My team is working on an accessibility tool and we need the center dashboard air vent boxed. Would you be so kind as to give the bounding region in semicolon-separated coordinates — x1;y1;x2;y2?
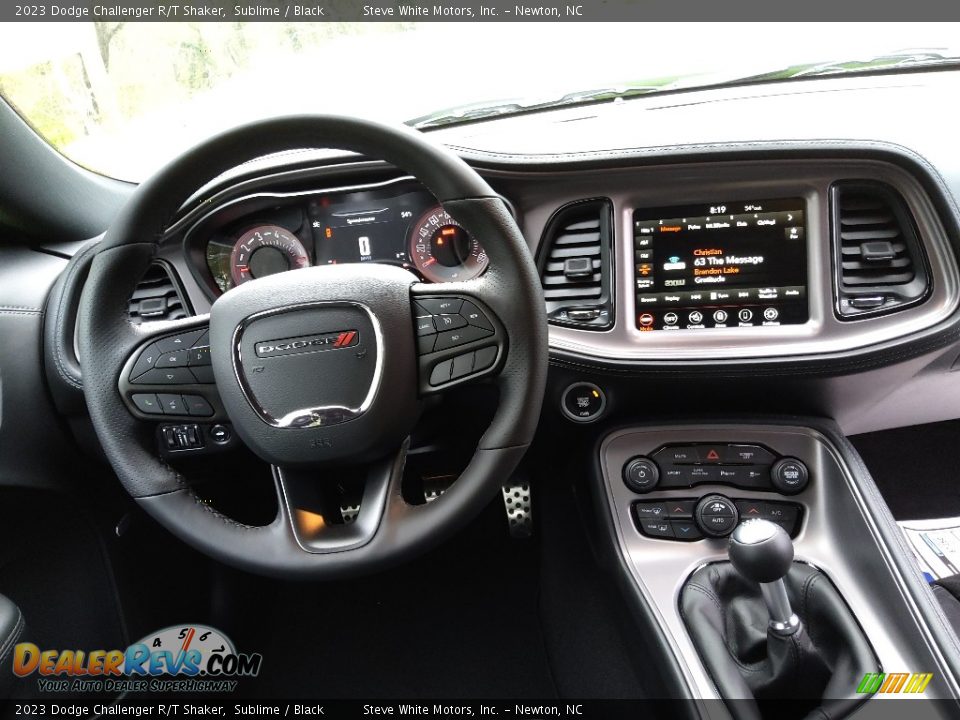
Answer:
537;198;614;329
129;262;191;324
831;181;930;318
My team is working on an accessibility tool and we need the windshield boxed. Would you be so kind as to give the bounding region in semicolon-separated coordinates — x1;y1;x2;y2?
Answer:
2;22;959;181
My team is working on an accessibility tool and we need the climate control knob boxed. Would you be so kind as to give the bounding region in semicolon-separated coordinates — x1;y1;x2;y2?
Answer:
695;494;740;538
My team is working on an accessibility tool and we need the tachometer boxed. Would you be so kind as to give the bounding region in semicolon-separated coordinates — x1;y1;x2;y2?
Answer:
230;225;310;286
408;206;488;283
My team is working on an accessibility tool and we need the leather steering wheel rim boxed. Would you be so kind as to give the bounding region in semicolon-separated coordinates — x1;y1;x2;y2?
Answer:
77;115;548;579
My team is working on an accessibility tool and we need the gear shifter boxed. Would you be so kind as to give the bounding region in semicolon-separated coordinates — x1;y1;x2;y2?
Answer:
728;519;801;636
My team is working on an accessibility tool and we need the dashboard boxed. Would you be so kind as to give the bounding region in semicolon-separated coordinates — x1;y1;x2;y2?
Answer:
192;179;489;296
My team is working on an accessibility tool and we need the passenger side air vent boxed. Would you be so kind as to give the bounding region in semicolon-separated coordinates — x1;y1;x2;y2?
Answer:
128;262;190;324
832;182;930;318
537;198;614;329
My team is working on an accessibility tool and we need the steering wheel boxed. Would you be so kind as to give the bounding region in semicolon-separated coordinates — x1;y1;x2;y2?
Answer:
77;116;548;579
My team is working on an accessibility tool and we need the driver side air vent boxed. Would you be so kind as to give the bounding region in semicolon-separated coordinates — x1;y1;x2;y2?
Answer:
537;198;614;329
128;262;191;324
831;182;930;318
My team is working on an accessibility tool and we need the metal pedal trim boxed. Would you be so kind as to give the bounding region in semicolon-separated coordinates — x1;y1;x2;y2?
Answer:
502;480;532;538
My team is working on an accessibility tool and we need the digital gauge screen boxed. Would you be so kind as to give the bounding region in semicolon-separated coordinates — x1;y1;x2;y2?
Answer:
633;198;808;331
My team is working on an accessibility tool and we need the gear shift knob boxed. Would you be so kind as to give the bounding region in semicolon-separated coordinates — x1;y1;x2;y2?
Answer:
729;519;801;636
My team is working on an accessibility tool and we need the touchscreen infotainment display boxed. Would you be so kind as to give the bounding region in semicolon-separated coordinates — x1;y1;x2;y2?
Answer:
633;198;808;330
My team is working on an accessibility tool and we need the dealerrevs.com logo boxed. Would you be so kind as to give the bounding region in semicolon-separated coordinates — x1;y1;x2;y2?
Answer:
12;624;262;694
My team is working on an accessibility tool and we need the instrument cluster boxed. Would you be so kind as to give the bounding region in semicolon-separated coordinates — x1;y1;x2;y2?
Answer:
201;181;490;295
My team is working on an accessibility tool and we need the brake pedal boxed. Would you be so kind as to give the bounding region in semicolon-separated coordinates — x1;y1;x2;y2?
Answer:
502;479;532;538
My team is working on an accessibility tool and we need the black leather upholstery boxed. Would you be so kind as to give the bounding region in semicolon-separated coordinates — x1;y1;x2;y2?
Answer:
680;562;878;720
0;593;26;698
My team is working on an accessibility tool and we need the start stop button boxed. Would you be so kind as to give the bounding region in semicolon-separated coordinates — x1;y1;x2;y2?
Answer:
561;382;607;423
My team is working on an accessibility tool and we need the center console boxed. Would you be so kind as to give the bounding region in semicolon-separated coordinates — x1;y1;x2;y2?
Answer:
596;422;960;717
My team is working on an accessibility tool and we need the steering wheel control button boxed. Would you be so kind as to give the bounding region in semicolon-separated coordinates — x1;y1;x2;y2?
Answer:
416;298;462;316
183;395;214;417
433;314;467;332
414;316;436;336
189;366;216;384
473;346;498;372
561;382;607;423
622;457;660;493
417;334;436;354
460;301;494;330
130;344;162;379
695;494;740;538
771;458;810;494
157;329;206;353
134;367;195;385
434;324;492;351
188;346;212;366
156;349;189;368
157;393;186;415
131;393;163;415
429;359;454;386
450;353;474;380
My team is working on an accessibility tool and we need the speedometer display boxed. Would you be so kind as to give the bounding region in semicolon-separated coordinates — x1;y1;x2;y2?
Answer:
408;206;488;283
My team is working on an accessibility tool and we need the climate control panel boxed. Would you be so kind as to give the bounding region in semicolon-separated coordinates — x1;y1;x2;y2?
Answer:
633;494;803;541
622;443;810;495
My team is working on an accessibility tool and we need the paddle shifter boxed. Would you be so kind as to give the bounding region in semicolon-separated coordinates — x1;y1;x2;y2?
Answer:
728;519;801;636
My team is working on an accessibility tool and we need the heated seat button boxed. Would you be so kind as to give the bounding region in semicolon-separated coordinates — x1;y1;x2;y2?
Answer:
131;393;163;415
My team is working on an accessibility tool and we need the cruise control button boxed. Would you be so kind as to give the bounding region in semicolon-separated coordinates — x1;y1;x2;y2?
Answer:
157;394;186;415
638;518;674;539
459;301;493;330
414;316;436;336
156;349;189;368
433;314;467;332
130;343;162;379
183;395;214;417
416;298;462;316
131;393;163;415
434;324;492;351
429;359;453;386
157;329;206;353
135;367;195;385
192;330;209;348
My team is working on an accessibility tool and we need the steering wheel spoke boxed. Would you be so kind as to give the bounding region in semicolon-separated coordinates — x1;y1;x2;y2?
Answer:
272;446;403;555
410;282;507;395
